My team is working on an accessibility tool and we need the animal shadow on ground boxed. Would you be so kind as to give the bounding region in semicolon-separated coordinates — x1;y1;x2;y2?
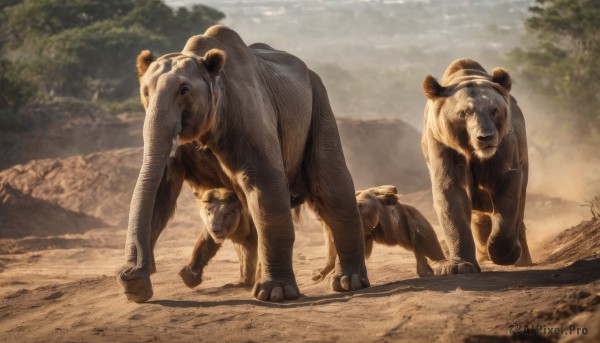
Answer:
149;258;600;309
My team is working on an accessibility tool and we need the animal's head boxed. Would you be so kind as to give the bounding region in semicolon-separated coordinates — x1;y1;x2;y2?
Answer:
194;188;242;242
423;63;512;160
136;49;226;149
355;185;399;235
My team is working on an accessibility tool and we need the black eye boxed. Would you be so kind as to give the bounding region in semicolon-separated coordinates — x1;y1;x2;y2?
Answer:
458;110;467;118
180;84;190;96
491;108;499;116
143;88;149;98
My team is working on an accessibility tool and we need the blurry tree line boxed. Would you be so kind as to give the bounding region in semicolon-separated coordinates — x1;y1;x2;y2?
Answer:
509;0;600;136
0;0;599;138
0;0;223;128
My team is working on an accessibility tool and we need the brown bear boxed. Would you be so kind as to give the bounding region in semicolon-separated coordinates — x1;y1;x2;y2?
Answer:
421;58;532;275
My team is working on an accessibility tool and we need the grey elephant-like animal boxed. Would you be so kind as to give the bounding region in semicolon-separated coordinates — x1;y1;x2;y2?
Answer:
116;25;369;303
421;58;533;275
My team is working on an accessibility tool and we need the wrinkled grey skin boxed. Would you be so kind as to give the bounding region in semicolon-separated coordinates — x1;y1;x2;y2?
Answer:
116;25;368;303
179;188;258;289
421;58;533;275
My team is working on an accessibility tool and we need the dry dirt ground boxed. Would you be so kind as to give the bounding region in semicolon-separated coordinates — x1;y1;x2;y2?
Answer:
0;216;598;343
0;102;599;342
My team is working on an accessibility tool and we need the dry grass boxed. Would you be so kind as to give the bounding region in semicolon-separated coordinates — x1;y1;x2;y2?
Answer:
584;195;600;220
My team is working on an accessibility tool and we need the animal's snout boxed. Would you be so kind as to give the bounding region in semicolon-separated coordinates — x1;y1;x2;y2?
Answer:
477;132;495;143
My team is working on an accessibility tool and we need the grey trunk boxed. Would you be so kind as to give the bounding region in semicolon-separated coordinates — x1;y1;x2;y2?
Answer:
125;111;174;272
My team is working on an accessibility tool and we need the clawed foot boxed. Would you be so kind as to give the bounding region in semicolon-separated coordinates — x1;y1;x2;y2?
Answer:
330;262;370;292
179;266;203;289
253;277;299;302
116;264;153;303
430;258;480;275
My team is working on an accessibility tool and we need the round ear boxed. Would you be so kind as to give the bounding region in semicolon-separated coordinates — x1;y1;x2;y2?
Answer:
377;193;398;206
423;75;446;99
491;67;512;92
202;49;226;77
136;50;155;81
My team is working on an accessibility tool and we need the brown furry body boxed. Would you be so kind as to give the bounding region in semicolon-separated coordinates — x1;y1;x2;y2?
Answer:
117;26;368;303
314;185;446;280
421;58;532;275
179;187;258;289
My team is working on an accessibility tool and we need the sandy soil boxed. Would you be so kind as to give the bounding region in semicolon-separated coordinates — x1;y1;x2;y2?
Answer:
1;203;599;342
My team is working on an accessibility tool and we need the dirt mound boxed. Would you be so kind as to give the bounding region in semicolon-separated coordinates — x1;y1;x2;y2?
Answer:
337;118;429;193
1;102;430;193
0;183;106;239
0;111;430;231
0;101;142;170
0;148;142;226
544;220;600;265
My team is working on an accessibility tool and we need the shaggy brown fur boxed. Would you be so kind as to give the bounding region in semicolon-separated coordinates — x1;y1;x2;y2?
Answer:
314;185;446;280
117;26;368;303
421;58;532;275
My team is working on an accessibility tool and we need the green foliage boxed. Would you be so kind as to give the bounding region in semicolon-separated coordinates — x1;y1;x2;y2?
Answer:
30;20;167;99
508;0;600;133
0;57;34;130
1;0;224;102
0;57;33;109
5;0;134;38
